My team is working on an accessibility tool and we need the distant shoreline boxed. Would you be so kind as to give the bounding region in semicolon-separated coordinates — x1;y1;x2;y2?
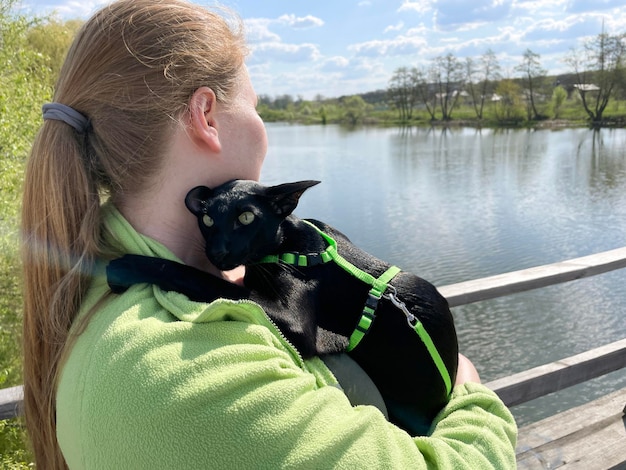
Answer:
263;116;620;130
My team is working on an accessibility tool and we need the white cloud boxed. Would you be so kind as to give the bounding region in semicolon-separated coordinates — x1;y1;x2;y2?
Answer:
245;18;281;43
513;0;567;10
278;14;324;29
320;56;350;72
384;22;405;33
564;0;626;14
30;1;621;99
521;15;595;42
20;0;107;18
399;0;435;14
456;21;490;32
511;0;571;20
405;25;429;36
434;0;511;29
602;9;626;33
250;42;321;64
350;35;429;58
245;13;324;46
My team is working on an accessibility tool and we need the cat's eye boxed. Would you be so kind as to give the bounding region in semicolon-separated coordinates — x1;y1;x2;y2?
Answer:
238;211;255;225
202;214;214;227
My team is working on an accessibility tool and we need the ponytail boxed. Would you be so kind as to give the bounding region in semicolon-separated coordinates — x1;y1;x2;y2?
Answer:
22;119;101;469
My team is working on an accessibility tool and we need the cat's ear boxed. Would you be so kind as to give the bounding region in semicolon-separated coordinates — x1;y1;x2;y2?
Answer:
266;180;320;216
185;186;213;216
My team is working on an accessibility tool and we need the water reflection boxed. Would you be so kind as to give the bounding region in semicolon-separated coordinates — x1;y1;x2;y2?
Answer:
262;123;626;426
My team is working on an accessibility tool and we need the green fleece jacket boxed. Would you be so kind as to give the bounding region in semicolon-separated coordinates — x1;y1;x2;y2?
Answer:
56;203;517;469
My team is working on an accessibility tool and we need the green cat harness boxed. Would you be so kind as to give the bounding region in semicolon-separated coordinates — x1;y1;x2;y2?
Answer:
257;220;452;397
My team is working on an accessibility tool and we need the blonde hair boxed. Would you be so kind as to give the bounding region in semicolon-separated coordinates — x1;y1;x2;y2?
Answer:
21;1;247;467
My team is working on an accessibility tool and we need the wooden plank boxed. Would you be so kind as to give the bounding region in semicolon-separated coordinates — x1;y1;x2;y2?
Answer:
486;338;626;407
438;246;626;307
516;386;626;469
0;385;23;420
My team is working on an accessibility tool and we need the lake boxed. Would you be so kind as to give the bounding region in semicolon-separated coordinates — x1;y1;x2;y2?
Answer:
260;123;626;427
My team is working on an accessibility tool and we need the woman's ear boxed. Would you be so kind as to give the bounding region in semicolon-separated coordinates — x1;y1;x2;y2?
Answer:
188;87;221;153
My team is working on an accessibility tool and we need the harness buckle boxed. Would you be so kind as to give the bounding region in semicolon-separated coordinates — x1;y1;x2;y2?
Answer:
307;253;323;266
384;286;417;328
365;292;381;310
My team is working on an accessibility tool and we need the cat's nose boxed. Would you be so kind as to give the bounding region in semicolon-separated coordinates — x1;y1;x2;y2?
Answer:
208;249;238;271
208;244;229;263
209;249;227;261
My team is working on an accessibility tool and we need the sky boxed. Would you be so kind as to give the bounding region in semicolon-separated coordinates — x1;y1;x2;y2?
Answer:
18;0;626;100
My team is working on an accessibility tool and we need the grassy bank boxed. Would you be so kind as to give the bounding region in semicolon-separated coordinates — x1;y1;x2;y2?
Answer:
258;91;626;129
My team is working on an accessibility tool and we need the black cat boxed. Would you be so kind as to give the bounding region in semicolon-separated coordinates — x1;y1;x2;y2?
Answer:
107;180;458;434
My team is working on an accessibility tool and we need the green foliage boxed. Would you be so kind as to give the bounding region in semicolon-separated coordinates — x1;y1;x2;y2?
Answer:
493;80;525;123
1;1;67;466
259;98;359;125
0;419;31;469
27;18;83;88
0;15;50;161
340;95;370;125
566;32;626;123
550;86;568;119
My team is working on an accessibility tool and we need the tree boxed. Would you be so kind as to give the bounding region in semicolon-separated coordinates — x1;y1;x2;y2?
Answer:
318;105;327;125
515;49;547;120
565;30;626;124
431;53;464;120
412;66;437;120
0;1;53;161
465;49;501;119
493;79;524;122
273;94;295;110
550;86;567;119
27;18;82;87
387;67;415;121
341;95;369;125
1;1;52;466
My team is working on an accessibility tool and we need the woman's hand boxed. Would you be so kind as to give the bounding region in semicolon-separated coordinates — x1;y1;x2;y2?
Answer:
455;353;481;385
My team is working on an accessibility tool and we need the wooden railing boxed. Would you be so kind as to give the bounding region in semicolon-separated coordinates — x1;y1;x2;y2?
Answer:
440;247;626;468
437;246;626;406
2;247;626;420
0;385;21;421
439;246;626;308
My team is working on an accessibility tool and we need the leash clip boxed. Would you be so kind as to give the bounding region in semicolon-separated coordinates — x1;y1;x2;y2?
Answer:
384;283;454;398
384;285;417;329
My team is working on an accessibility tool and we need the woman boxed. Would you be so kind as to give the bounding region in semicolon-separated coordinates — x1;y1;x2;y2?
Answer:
21;1;517;468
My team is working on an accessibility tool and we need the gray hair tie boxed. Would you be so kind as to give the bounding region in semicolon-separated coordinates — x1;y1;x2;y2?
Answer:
42;103;91;133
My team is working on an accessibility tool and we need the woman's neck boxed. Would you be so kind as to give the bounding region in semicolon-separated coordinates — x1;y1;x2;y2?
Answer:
115;183;246;285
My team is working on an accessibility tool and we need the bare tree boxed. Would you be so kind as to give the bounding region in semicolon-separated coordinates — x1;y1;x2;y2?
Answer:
565;30;626;124
431;53;465;120
412;66;437;120
465;49;501;119
387;67;415;121
515;49;547;120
